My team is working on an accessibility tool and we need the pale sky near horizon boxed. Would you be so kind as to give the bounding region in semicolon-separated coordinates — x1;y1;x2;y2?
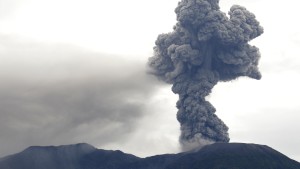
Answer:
1;0;300;162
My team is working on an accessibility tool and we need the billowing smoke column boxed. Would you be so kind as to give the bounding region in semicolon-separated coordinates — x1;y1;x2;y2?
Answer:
148;0;263;150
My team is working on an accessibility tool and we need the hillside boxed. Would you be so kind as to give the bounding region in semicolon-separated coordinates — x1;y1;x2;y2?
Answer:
0;143;299;169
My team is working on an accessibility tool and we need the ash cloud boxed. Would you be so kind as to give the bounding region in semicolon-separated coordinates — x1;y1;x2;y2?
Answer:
148;0;263;150
0;36;160;157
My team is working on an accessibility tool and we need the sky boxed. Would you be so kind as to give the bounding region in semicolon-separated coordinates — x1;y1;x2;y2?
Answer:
0;0;300;162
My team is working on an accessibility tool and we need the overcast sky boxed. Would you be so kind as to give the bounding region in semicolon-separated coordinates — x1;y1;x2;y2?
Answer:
0;0;300;162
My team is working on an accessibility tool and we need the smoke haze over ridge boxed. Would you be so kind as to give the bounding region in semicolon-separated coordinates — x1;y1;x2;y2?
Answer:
0;36;180;157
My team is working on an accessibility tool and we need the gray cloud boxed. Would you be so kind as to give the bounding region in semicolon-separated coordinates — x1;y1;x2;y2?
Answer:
0;35;161;157
148;0;263;151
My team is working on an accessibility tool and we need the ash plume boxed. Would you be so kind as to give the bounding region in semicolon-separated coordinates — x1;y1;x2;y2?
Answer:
148;0;263;151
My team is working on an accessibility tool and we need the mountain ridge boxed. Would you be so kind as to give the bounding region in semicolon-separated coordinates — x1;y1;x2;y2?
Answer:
0;142;299;169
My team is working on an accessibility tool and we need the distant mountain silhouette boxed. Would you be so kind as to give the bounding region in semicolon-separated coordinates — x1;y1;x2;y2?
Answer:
0;143;299;169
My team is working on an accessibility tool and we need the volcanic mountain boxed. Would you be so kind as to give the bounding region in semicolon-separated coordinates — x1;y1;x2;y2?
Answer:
0;143;299;169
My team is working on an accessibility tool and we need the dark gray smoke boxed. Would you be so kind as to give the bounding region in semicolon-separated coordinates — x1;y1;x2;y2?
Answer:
148;0;263;150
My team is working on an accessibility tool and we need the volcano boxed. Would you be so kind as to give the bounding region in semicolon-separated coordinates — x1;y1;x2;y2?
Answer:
0;143;299;169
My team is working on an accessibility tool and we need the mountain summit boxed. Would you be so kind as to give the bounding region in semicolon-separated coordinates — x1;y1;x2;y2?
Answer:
0;143;299;169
